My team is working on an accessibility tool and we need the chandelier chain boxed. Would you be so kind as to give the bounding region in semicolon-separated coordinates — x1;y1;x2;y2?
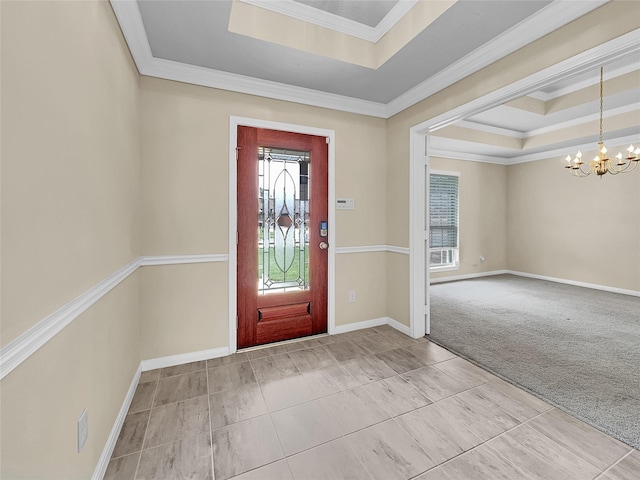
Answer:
599;66;603;144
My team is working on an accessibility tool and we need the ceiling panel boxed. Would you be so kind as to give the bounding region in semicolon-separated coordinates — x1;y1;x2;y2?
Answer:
293;0;399;27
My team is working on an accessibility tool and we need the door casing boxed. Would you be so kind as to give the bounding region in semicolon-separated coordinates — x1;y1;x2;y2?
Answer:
228;116;336;354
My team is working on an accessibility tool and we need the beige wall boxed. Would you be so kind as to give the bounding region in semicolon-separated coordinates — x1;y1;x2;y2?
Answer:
139;76;389;357
507;154;640;291
1;1;141;477
1;0;639;477
430;158;508;280
386;1;639;323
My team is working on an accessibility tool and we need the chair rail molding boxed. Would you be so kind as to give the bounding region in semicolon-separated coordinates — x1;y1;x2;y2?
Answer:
0;254;229;380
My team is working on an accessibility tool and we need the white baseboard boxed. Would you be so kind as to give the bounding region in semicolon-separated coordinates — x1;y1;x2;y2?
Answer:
430;269;640;297
387;317;412;336
506;270;640;297
332;316;414;337
333;317;388;334
140;346;230;371
92;364;142;480
430;270;508;284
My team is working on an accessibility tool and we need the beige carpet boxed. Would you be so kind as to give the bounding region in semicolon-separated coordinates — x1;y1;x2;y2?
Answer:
430;274;640;449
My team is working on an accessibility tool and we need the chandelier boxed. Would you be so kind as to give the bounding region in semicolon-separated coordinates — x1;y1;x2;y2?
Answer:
565;67;639;177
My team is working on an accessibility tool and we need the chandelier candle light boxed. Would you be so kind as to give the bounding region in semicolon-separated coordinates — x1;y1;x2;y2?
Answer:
565;67;639;177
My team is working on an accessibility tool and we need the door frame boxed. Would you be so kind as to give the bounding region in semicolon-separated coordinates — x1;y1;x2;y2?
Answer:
408;31;639;338
229;116;336;354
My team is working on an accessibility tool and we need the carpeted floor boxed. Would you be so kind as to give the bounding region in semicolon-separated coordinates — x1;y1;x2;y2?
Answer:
429;274;640;449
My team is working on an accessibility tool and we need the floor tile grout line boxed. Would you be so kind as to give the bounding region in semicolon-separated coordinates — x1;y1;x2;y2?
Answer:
131;378;159;479
414;407;554;477
594;448;635;479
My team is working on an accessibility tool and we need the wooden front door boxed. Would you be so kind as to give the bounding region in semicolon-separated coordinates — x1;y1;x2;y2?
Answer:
237;126;328;349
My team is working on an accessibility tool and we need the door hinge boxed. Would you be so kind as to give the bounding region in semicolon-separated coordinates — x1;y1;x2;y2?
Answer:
236;147;240;161
236;315;238;329
326;137;330;144
423;155;429;166
236;231;239;245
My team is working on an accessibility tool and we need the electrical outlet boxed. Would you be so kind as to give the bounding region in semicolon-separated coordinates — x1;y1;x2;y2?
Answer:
348;290;356;303
78;409;88;453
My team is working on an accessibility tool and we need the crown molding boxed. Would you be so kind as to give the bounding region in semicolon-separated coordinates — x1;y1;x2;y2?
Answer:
237;0;418;43
384;0;609;117
110;0;617;120
143;56;388;118
525;103;640;138
430;134;640;166
528;61;640;101
508;134;640;165
457;120;525;139
428;149;511;166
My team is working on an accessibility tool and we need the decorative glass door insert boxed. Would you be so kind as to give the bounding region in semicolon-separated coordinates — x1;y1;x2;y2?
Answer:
258;147;310;294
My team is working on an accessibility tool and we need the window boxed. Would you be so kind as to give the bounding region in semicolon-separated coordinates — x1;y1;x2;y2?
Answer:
429;172;459;270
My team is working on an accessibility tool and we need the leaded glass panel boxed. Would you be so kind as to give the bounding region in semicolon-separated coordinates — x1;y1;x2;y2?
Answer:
258;147;310;294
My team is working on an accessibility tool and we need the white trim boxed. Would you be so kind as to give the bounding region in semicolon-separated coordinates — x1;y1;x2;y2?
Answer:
141;254;228;266
430;134;640;166
385;1;609;117
528;61;640;101
109;0;609;119
430;270;509;284
92;364;141;480
411;30;640;354
0;253;231;380
508;134;640;165
142;57;388;119
237;0;418;43
332;317;413;336
0;258;141;380
335;244;409;255
229;116;336;347
506;271;640;298
457;120;525;139
418;30;640;134
525;103;640;138
387;317;413;337
410;132;428;339
428;149;511;166
333;317;388;335
430;269;640;297
140;347;230;371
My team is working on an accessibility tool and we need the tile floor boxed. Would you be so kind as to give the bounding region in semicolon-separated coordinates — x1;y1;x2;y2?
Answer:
104;325;639;480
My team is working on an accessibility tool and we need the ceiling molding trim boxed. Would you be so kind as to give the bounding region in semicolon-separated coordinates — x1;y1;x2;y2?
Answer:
528;61;640;101
237;0;418;43
525;103;640;138
457;120;525;139
143;57;388;118
428;149;511;166
109;0;386;118
421;28;640;133
509;134;640;164
385;0;609;117
374;0;420;42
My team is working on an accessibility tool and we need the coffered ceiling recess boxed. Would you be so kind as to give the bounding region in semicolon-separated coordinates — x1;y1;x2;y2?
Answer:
111;1;640;164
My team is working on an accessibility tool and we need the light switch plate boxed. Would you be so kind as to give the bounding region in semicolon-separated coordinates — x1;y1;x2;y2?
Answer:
336;198;355;210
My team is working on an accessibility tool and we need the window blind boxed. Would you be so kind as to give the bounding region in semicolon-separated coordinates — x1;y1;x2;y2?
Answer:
429;174;458;248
